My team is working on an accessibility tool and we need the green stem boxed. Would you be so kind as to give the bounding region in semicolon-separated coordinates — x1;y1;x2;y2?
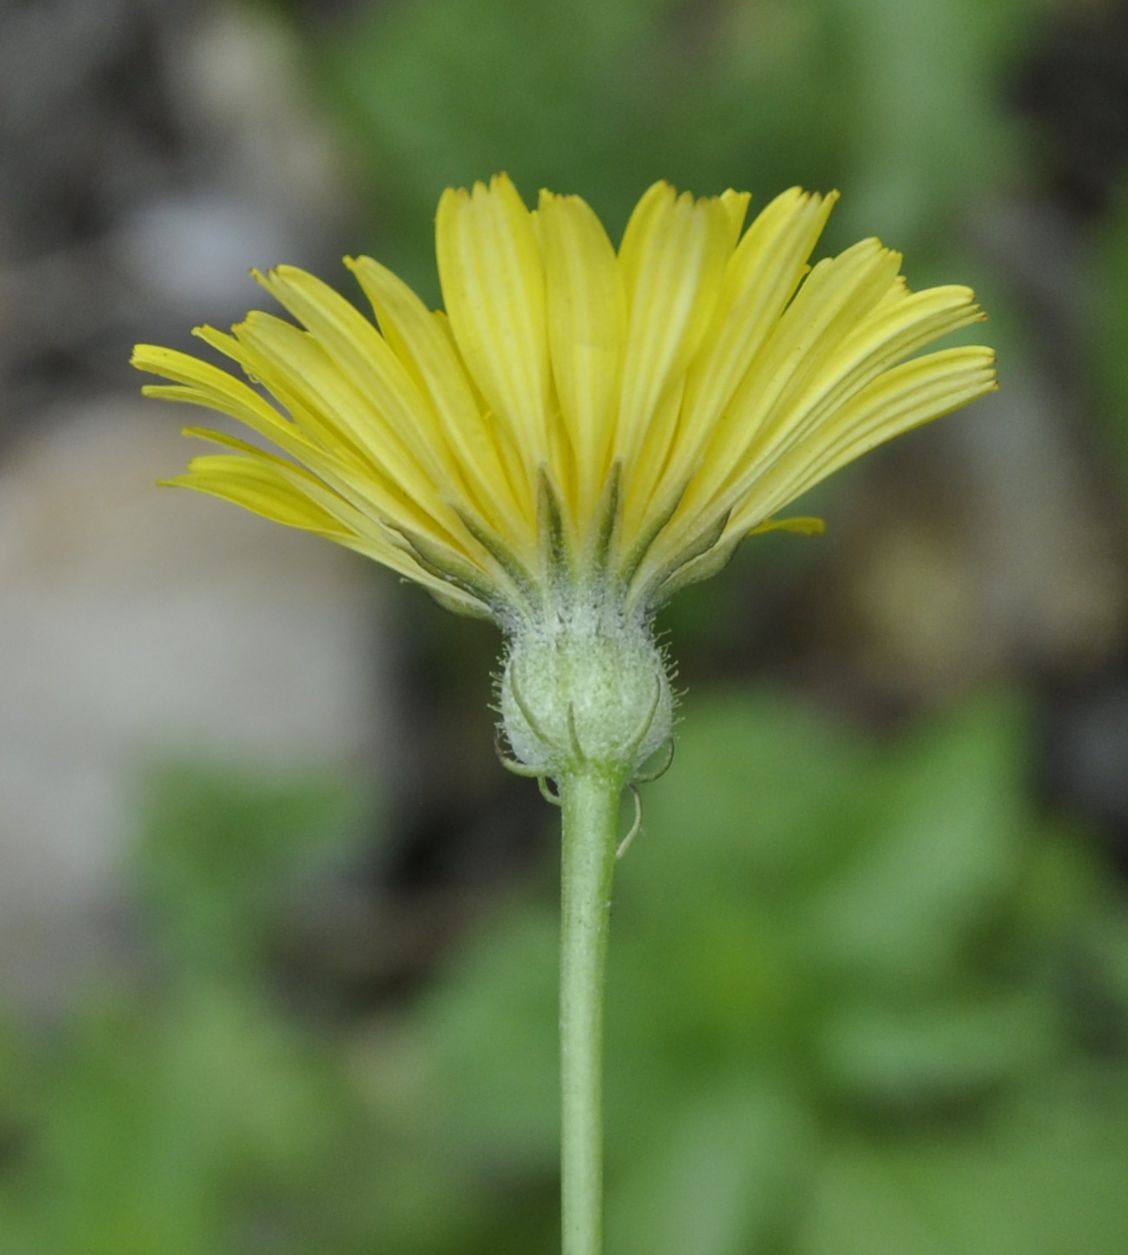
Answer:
558;767;624;1255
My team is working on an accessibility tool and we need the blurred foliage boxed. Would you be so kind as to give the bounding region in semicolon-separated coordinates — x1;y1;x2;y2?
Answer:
279;0;1043;290
413;691;1128;1254
5;0;1128;1250
3;691;1128;1252
0;768;376;1255
1095;183;1128;471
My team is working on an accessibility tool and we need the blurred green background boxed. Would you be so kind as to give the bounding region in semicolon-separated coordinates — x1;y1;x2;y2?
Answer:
3;0;1128;1251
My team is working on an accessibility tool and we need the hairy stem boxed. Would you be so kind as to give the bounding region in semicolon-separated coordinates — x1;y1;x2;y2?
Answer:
558;767;624;1255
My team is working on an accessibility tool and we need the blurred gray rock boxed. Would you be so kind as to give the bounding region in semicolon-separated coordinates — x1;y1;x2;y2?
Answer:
0;0;356;418
0;400;391;1008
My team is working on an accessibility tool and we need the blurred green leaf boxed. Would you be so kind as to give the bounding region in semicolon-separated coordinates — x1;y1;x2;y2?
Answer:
4;687;1127;1253
273;0;1045;292
798;695;1030;987
608;1079;813;1255
832;0;1041;250
0;991;360;1255
421;906;560;1161
134;762;367;979
797;1072;1128;1255
391;686;1128;1252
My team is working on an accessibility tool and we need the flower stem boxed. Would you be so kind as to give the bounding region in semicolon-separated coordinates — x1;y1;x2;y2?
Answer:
558;766;624;1255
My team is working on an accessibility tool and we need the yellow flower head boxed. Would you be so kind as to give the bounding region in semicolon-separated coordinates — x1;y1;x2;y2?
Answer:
132;174;995;630
133;175;995;777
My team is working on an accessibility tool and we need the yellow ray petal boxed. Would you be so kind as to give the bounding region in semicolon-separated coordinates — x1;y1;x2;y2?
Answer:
137;341;480;561
244;274;456;489
669;189;838;483
248;269;460;487
133;348;389;513
616;184;742;524
729;238;905;445
436;174;551;483
190;318;389;469
538;189;627;522
746;285;985;469
672;236;904;540
748;515;826;536
176;424;392;543
167;451;490;613
346;253;530;539
729;346;998;528
228;311;451;521
719;189;753;237
165;453;356;538
132;344;294;440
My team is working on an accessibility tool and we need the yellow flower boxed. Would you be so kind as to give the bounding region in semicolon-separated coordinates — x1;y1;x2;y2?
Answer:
134;175;997;777
131;174;996;634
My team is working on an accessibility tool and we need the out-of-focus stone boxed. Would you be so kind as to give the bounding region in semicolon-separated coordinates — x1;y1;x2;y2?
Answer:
812;377;1128;705
0;399;391;1008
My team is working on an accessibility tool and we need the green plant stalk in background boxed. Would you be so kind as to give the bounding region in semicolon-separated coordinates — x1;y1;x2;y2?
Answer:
559;768;625;1255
